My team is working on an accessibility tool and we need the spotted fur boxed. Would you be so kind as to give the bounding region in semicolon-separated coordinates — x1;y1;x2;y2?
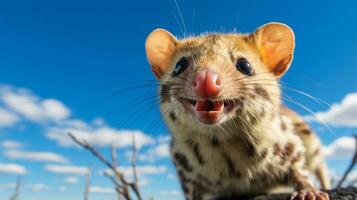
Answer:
150;27;330;200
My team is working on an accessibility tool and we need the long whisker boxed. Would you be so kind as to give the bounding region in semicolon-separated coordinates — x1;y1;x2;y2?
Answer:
171;8;185;37
116;98;158;129
173;0;188;36
97;84;158;103
231;75;331;107
239;87;335;136
145;100;181;133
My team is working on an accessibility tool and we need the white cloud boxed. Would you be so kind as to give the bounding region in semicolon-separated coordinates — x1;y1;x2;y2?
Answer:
323;136;356;159
0;108;19;127
0;84;154;152
27;183;49;192
157;135;171;143
41;99;70;121
92;118;105;126
90;186;115;194
134;165;167;175
0;85;70;122
44;164;89;175
4;149;69;164
57;119;89;129
0;163;27;175
0;183;16;190
160;190;182;196
305;92;357;127
138;177;150;187
167;173;177;180
0;140;22;149
102;165;167;179
139;143;170;162
1;88;45;121
59;185;67;192
47;127;154;149
63;176;79;184
152;143;170;157
136;135;171;162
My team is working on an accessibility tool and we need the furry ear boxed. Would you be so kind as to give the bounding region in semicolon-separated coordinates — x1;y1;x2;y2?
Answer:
145;29;177;79
254;22;295;77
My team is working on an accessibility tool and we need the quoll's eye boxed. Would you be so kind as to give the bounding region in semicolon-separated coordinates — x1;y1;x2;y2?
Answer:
235;58;253;76
173;57;189;76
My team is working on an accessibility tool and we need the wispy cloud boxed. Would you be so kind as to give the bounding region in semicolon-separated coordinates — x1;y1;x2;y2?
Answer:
26;183;49;192
305;92;357;127
0;140;22;149
0;183;16;190
44;164;89;175
63;176;79;184
0;84;172;197
0;85;70;122
90;186;115;194
167;173;177;180
102;165;167;179
160;189;182;197
47;126;154;149
0;163;27;175
0;84;155;150
59;185;67;192
138;142;170;162
0;107;19;127
4;149;69;163
323;136;356;159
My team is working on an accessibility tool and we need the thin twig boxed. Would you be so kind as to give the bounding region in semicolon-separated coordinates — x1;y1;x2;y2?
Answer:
336;134;357;188
130;134;142;200
110;146;125;200
9;176;21;200
68;132;142;200
69;133;132;199
84;167;92;200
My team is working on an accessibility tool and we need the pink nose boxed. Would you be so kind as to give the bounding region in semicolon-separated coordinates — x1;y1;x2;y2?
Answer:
192;70;223;98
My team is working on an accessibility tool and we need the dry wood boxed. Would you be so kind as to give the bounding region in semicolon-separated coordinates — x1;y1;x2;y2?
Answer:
84;167;92;200
69;132;142;200
9;176;21;200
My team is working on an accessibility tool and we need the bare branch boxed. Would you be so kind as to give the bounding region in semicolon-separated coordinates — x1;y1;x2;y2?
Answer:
84;167;92;200
104;172;120;188
336;134;357;188
68;132;142;200
112;144;119;167
9;176;21;200
104;171;126;200
111;145;125;200
132;135;138;184
130;134;142;200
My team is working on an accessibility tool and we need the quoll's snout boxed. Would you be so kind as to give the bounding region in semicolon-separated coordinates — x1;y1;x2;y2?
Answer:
192;70;223;98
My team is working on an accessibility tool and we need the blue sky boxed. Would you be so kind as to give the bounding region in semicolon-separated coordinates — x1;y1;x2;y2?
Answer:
0;0;356;200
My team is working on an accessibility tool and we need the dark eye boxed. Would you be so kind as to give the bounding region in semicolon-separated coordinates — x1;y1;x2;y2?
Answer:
235;58;253;76
173;57;189;76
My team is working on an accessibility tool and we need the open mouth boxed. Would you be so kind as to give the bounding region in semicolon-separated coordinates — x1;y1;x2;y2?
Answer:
179;98;236;125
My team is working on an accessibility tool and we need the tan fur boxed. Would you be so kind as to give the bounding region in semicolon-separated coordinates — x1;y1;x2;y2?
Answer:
145;23;330;200
281;106;331;189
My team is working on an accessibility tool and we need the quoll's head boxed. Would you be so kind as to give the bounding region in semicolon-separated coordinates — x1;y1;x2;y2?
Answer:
145;23;295;133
